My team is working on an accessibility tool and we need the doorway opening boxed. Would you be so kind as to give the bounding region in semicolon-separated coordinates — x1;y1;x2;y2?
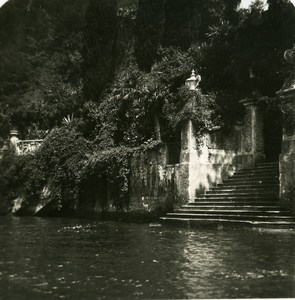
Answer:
167;128;181;164
264;107;282;162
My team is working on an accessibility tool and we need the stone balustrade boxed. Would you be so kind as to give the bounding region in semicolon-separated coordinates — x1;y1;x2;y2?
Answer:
4;130;44;156
15;139;43;155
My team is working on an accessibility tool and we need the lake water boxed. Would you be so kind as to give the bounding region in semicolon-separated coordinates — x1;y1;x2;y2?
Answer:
0;216;294;299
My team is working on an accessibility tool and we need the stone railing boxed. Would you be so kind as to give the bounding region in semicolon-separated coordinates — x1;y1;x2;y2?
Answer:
8;130;43;156
15;139;43;155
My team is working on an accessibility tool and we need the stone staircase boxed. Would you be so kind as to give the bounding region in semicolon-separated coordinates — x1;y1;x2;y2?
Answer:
161;162;295;227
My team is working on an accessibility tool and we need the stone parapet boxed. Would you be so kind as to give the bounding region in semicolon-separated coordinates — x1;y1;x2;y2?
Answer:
16;139;43;155
8;129;43;156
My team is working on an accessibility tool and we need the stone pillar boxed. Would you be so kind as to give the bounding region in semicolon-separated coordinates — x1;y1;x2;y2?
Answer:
239;98;265;167
277;46;295;212
9;129;20;155
178;120;192;202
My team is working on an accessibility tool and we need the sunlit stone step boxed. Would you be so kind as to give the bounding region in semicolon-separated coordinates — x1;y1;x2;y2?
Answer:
211;187;279;192
235;164;278;170
160;217;295;228
197;195;278;200
217;182;279;187
166;213;294;222
191;200;278;205
229;172;279;180
160;162;295;227
222;181;278;186
224;177;278;183
174;209;290;216
234;170;278;176
183;204;284;209
205;191;278;196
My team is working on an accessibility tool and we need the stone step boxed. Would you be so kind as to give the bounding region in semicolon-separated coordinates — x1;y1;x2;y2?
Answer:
211;186;279;191
200;195;278;200
160;161;291;228
190;201;278;205
232;174;279;179
236;164;278;169
234;169;278;174
230;172;279;178
205;191;278;196
226;173;278;178
257;162;279;166
226;174;279;180
182;205;287;210
233;167;278;172
160;217;295;228
174;209;290;216
166;213;294;222
216;184;279;190
222;179;278;185
207;190;279;195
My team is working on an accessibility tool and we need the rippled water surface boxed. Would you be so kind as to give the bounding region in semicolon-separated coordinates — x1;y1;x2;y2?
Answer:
0;217;295;299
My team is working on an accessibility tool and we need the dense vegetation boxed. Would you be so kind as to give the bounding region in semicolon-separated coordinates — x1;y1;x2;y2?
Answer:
0;0;294;213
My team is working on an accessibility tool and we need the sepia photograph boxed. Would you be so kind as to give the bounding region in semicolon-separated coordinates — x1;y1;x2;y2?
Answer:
0;0;295;299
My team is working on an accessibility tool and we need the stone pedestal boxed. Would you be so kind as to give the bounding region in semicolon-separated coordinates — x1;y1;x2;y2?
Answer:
9;129;19;155
239;98;265;167
179;120;193;202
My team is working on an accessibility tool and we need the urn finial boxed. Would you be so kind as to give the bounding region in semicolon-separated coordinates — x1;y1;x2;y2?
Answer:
277;45;295;95
185;69;201;91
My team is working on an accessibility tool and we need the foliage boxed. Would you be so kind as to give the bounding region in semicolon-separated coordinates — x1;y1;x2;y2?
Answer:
87;47;212;147
1;0;294;139
0;0;87;139
135;0;165;71
164;87;218;138
85;138;162;209
83;0;118;101
4;126;92;209
162;0;199;49
86;146;133;209
203;0;295;99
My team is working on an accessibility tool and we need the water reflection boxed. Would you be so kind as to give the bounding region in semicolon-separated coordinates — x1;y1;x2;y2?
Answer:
0;217;294;299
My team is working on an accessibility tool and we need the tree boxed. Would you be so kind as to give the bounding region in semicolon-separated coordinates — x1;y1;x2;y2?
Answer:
135;0;165;71
163;0;200;49
83;0;118;101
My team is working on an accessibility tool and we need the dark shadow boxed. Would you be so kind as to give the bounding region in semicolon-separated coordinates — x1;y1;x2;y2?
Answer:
167;127;181;164
264;107;282;162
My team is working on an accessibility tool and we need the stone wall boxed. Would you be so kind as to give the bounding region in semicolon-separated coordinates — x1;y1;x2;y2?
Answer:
72;144;187;217
129;144;186;213
127;120;245;208
128;120;245;209
184;121;243;201
6;97;291;217
3;107;272;217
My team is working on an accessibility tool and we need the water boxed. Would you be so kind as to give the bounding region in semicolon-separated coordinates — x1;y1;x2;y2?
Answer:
0;217;294;299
